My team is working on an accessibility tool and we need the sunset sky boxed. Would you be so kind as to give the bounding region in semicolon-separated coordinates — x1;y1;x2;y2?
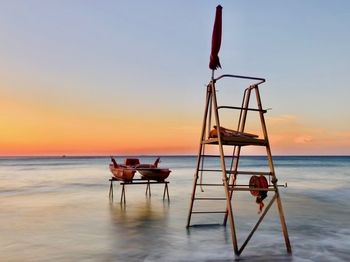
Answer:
1;1;349;156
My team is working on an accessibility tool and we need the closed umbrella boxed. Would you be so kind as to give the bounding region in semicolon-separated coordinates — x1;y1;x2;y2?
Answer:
209;5;223;71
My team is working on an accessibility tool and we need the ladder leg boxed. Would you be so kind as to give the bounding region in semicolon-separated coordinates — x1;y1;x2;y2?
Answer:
255;86;292;254
211;82;239;255
223;146;241;225
224;88;251;225
223;177;239;255
275;190;292;253
238;194;277;255
187;85;212;227
266;142;292;253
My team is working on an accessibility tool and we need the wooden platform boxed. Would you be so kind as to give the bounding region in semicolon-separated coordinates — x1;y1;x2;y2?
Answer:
203;136;267;146
108;178;170;204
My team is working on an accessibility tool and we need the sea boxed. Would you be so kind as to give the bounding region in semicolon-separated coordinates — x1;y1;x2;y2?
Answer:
0;156;349;262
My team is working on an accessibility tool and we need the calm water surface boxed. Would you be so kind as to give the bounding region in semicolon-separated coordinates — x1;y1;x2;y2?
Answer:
0;156;349;261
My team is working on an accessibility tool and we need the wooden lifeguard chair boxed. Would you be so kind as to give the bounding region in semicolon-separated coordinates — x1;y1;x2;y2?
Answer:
186;5;292;256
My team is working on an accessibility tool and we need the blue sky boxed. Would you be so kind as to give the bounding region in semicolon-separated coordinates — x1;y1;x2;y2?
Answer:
1;1;349;155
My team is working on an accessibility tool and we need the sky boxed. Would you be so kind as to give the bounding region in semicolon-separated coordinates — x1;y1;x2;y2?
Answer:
0;0;349;156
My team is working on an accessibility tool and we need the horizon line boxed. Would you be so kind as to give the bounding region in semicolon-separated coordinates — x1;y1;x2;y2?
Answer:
1;154;349;158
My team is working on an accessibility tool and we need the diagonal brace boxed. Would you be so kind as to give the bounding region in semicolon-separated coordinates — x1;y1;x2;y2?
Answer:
238;194;277;255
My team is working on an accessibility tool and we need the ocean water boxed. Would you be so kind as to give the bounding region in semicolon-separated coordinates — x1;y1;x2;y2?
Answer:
0;156;349;262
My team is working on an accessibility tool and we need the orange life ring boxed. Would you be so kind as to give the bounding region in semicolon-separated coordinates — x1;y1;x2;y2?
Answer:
249;175;261;196
249;175;268;213
259;175;268;191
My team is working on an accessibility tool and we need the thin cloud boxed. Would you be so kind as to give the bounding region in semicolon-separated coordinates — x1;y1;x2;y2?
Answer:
335;131;350;138
294;135;313;144
268;115;298;123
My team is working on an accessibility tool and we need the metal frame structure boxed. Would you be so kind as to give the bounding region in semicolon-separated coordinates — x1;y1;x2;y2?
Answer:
109;178;170;204
186;74;292;256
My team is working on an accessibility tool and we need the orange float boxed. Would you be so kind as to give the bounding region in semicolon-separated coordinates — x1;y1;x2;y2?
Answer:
249;175;268;213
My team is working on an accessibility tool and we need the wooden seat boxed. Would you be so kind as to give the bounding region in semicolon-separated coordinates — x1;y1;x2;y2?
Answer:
203;136;267;146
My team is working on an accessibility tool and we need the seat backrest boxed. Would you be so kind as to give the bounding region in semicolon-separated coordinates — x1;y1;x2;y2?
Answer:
125;158;140;167
153;157;160;167
111;157;118;168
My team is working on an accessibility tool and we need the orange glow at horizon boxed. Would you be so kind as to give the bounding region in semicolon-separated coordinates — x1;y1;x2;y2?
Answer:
0;97;201;156
1;97;349;156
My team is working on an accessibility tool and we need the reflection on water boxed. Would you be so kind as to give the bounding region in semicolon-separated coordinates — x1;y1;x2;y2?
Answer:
108;200;170;261
109;199;170;226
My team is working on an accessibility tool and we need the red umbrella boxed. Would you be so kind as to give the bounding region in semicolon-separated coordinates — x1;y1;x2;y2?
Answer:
209;5;223;71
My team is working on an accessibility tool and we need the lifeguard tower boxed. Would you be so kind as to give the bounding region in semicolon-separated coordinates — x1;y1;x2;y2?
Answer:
186;5;292;256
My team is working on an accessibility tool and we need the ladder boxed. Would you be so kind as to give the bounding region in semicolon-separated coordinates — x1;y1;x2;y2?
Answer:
187;74;292;256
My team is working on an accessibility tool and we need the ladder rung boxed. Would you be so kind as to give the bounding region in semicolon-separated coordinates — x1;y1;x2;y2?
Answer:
217;105;267;113
194;197;227;200
198;169;235;173
198;170;271;176
191;211;227;214
200;155;220;158
233;171;272;176
232;187;277;192
198;169;271;176
231;184;285;187
196;183;223;186
201;155;237;158
188;223;222;228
